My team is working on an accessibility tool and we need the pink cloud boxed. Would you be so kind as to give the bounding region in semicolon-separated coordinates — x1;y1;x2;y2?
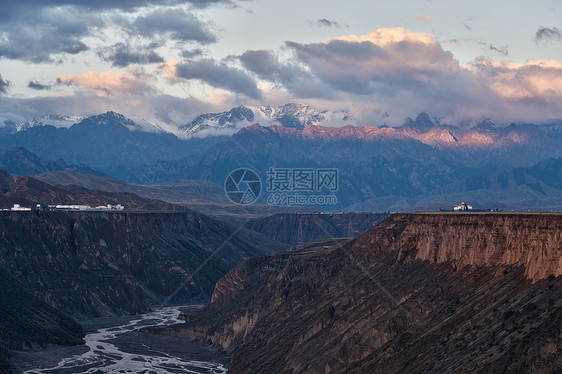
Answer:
57;70;155;96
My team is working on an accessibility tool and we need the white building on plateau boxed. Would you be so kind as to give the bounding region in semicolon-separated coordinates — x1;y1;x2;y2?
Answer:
454;202;473;211
11;204;32;211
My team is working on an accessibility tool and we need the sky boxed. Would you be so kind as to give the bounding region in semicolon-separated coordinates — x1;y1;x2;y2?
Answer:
0;0;561;127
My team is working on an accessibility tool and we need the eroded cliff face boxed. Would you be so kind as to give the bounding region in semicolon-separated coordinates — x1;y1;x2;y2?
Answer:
155;213;562;374
0;211;282;317
350;213;562;281
245;213;389;246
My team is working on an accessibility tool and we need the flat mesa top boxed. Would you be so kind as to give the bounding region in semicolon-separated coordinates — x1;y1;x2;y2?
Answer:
409;211;562;215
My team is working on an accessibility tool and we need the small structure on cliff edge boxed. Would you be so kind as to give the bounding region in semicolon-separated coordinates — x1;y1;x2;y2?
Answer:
454;202;473;211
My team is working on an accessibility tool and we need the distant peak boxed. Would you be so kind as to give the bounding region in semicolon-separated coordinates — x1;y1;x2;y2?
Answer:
403;112;436;130
415;112;435;127
415;112;431;122
96;111;126;120
474;119;496;131
76;112;140;130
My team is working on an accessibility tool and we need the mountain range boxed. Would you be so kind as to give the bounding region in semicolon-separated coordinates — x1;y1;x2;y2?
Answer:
2;107;562;211
179;103;355;136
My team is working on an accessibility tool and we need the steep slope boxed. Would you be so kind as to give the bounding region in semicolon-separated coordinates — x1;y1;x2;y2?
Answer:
155;213;562;373
246;213;389;245
0;270;84;372
0;210;285;317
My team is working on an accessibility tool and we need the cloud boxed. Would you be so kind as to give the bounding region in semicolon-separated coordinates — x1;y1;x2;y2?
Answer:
28;81;51;90
535;26;562;42
235;28;562;125
0;92;219;131
240;49;326;98
1;0;233;19
477;59;562;101
57;70;155;96
0;6;99;62
415;14;433;23
240;49;302;83
0;2;222;63
0;75;9;95
98;43;165;67
131;8;216;44
489;45;509;56
315;18;347;28
173;58;262;99
181;48;205;59
284;28;460;95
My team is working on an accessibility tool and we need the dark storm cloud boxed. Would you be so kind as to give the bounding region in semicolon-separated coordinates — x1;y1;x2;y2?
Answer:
0;75;9;95
175;59;262;99
132;8;216;44
28;81;51;90
489;45;508;56
535;26;562;42
98;43;165;67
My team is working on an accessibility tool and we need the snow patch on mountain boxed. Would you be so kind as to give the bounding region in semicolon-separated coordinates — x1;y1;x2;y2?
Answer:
0;114;90;134
178;103;357;138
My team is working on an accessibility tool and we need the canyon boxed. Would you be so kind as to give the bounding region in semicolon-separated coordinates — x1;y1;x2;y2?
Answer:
154;213;562;373
0;210;283;317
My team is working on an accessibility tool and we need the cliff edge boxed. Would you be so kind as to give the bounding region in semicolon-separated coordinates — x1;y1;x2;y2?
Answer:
155;213;562;373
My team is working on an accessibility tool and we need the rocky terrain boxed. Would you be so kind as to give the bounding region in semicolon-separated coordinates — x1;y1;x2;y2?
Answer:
0;210;284;317
246;212;389;245
0;270;84;373
154;213;562;373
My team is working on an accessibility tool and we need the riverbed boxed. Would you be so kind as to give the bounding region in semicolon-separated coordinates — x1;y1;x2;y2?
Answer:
9;305;228;374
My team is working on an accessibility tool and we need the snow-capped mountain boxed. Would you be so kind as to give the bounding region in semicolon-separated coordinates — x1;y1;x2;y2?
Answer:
0;114;90;134
75;111;144;132
179;103;357;137
178;106;255;137
254;103;353;130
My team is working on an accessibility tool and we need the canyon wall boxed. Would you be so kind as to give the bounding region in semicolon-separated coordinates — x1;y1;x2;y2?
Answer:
157;213;562;373
350;213;562;281
0;211;282;317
